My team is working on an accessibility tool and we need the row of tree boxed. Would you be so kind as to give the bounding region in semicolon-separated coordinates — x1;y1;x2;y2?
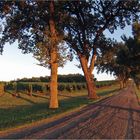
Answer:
96;22;140;89
0;0;139;108
15;74;95;83
5;81;115;95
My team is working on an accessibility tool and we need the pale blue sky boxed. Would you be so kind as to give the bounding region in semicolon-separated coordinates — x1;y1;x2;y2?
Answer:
0;25;132;81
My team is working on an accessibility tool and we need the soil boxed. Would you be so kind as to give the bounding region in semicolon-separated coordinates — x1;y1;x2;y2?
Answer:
0;82;140;139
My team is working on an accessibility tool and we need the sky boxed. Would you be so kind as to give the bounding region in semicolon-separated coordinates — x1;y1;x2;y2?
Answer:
0;25;132;82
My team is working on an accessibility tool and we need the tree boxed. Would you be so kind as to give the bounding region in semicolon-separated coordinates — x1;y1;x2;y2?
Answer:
96;21;140;89
0;1;66;108
62;0;139;98
121;22;140;88
0;0;139;102
96;41;131;89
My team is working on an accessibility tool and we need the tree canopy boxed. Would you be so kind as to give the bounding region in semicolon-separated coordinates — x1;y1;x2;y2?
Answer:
96;22;140;88
62;0;140;97
0;0;140;104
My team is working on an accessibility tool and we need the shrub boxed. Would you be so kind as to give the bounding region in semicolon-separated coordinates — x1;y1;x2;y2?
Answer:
76;84;82;90
66;85;72;92
42;84;47;93
28;84;33;95
82;84;86;89
72;85;76;91
32;84;43;92
96;85;100;88
46;84;50;91
58;84;65;91
5;82;15;91
17;83;29;92
12;82;17;92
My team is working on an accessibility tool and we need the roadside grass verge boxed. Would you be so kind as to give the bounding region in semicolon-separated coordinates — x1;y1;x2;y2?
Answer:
135;86;140;98
134;84;140;105
0;84;119;131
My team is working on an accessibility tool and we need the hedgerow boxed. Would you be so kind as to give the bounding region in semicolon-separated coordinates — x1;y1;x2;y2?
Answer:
4;80;116;94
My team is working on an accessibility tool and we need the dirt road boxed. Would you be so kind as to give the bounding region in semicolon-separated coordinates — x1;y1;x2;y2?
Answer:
0;82;140;139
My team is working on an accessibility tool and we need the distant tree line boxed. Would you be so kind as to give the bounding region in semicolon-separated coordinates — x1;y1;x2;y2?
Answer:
14;74;96;83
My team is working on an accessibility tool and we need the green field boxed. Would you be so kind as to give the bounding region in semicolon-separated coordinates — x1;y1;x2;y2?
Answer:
0;84;119;131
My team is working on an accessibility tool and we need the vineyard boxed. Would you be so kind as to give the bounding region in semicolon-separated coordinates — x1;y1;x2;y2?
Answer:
0;80;117;96
0;81;119;131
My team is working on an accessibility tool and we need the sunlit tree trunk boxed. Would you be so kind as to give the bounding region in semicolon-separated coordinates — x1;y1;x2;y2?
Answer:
79;54;98;99
0;83;5;97
49;0;58;108
123;80;127;88
49;50;58;108
118;75;124;89
119;81;123;89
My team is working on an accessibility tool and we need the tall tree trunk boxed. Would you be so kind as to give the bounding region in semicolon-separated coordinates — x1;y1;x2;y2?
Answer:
120;81;123;89
123;81;125;88
49;0;58;108
79;55;98;99
49;50;58;108
118;75;124;89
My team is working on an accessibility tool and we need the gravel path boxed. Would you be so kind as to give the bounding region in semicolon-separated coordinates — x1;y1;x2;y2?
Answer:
0;82;140;139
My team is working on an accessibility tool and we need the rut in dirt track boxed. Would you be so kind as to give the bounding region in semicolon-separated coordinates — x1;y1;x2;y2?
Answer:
0;82;140;139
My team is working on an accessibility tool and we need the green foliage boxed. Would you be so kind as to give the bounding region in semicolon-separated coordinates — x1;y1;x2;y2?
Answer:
32;84;43;93
95;80;116;88
16;74;87;83
29;84;33;93
63;0;139;74
0;1;139;100
72;84;76;90
17;83;29;92
58;74;86;83
65;85;72;92
76;85;82;90
5;82;14;91
46;84;50;91
58;84;65;91
4;80;116;94
0;1;68;67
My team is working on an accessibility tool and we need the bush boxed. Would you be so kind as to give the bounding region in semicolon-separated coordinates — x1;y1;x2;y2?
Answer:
46;84;50;91
27;84;33;95
42;84;47;93
82;84;86;89
96;85;100;88
66;85;72;92
72;85;76;91
58;84;65;91
5;82;15;91
32;84;43;92
17;83;29;92
76;84;82;90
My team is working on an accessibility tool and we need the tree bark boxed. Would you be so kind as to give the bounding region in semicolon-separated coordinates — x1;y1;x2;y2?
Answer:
119;80;123;89
49;0;58;108
123;79;127;88
79;55;98;99
49;50;58;108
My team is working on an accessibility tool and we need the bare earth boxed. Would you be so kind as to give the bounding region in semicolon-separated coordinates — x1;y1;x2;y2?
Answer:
0;82;140;139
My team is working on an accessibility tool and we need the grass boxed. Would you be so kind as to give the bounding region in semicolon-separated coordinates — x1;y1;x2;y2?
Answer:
135;86;140;98
0;84;119;131
134;84;140;104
